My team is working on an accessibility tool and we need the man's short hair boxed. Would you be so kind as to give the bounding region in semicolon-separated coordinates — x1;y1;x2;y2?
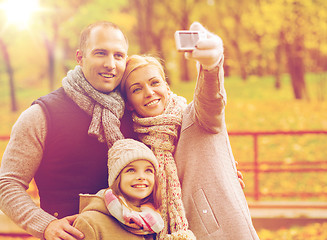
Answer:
79;21;128;55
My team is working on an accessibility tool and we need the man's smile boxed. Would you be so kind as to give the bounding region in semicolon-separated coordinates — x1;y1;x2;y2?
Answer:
99;73;115;78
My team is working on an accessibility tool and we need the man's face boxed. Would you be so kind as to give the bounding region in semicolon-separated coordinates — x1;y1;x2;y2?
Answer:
76;26;128;93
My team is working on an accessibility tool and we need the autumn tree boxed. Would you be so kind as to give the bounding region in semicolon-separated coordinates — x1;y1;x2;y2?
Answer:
1;0;326;100
0;37;17;111
162;0;201;82
282;0;308;100
36;0;89;91
199;0;326;99
126;0;203;82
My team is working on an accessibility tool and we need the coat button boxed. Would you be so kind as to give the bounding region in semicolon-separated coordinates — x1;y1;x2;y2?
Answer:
203;209;208;214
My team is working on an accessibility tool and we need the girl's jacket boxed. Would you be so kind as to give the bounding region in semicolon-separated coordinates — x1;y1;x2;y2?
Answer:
73;190;155;240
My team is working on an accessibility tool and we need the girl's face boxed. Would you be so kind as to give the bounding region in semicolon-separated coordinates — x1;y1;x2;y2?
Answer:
119;160;155;206
125;65;169;117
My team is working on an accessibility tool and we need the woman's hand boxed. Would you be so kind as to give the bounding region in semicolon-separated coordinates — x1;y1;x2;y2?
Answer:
185;22;224;70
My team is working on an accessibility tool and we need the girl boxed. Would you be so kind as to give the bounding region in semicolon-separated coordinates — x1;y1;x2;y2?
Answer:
120;22;259;240
73;139;164;240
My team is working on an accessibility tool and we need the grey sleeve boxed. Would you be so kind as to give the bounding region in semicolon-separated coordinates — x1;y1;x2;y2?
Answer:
0;104;56;238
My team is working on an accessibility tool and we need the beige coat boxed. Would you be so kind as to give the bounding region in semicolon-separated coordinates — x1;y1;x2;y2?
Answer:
174;65;260;240
73;190;155;240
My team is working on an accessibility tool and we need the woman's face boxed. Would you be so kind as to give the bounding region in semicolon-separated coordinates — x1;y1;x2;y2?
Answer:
125;65;169;118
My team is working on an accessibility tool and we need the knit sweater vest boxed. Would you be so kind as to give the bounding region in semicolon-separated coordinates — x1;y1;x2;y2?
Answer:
33;87;135;218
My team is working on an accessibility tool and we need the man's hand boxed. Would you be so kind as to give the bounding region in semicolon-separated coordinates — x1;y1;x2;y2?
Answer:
185;22;223;70
44;215;84;240
237;170;245;189
235;161;245;189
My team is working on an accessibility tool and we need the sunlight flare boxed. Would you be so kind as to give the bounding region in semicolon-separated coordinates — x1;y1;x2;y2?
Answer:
1;0;40;29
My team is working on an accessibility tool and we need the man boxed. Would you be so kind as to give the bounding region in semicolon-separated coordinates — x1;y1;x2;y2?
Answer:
0;21;134;239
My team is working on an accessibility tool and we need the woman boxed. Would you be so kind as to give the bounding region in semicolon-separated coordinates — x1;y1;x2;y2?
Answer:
121;22;259;240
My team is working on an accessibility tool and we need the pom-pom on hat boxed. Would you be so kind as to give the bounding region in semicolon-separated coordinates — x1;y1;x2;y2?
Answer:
108;139;158;187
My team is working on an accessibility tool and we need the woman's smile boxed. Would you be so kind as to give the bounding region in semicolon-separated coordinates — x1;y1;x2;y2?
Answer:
145;99;160;107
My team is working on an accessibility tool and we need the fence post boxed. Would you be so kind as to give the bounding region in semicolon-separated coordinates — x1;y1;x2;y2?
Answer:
254;134;260;201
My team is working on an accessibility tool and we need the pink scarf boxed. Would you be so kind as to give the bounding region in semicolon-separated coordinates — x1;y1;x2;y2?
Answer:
104;189;164;235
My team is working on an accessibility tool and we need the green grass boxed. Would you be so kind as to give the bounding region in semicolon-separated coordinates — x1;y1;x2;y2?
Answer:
171;73;327;131
171;73;327;102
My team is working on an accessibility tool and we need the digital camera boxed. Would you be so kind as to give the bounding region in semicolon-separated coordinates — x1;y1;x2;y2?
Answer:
174;30;206;51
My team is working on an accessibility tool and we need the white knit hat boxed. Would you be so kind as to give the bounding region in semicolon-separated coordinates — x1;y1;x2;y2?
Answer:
108;139;159;187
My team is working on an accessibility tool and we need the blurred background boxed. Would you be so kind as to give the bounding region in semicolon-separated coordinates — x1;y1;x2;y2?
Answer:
0;0;326;239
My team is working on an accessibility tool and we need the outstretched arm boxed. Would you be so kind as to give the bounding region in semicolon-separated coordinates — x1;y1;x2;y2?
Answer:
184;22;245;189
185;22;227;133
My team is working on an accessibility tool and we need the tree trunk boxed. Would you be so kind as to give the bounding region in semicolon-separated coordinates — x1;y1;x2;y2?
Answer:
285;36;308;99
179;7;191;82
284;1;309;100
44;37;55;91
287;48;307;99
230;39;247;81
134;0;152;53
43;19;58;92
0;38;18;112
274;31;284;89
231;12;247;81
179;56;190;82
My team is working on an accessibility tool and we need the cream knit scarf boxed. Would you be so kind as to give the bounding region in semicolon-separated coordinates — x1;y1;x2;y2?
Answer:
62;65;125;148
133;93;196;240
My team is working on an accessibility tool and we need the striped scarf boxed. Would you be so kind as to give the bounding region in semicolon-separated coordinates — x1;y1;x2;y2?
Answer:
62;65;125;148
133;93;196;240
104;189;164;235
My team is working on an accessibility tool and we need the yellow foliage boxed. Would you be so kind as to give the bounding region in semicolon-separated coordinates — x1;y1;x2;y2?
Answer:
258;222;327;240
